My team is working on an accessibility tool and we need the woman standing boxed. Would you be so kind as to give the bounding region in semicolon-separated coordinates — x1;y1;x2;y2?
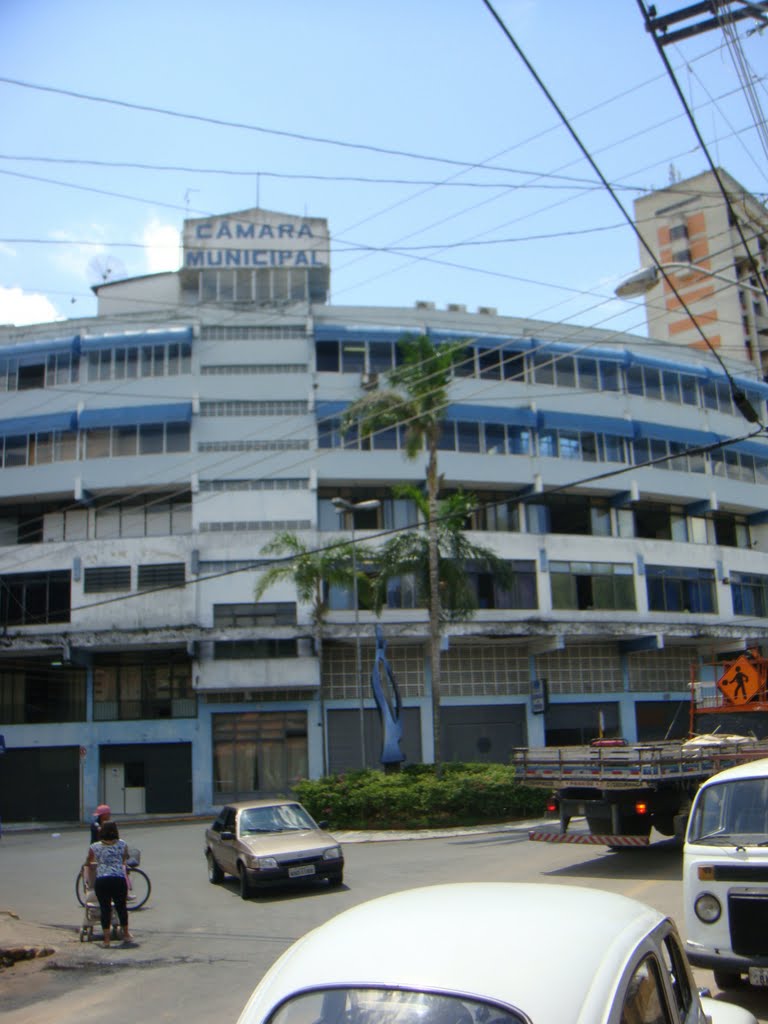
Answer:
87;820;134;947
90;803;112;843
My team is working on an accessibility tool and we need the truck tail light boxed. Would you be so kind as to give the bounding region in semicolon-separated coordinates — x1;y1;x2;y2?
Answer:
635;801;648;815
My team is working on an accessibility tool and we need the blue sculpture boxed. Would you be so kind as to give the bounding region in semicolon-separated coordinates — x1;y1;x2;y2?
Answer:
371;625;405;766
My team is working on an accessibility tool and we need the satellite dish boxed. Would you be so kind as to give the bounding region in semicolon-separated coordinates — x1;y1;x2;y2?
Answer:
87;254;127;284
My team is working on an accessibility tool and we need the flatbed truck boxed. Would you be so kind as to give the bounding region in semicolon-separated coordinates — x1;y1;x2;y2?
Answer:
515;649;768;847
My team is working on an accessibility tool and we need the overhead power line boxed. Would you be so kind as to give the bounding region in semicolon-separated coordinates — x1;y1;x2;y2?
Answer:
480;0;762;426
0;75;610;178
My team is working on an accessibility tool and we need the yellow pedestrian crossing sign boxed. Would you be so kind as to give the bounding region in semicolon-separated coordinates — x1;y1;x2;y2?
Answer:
716;655;761;705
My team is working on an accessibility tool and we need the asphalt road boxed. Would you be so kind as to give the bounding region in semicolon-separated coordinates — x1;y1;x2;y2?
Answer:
2;821;767;1024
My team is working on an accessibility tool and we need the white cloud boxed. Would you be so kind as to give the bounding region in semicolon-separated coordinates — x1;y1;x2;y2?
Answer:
0;286;63;327
49;224;109;281
142;219;180;274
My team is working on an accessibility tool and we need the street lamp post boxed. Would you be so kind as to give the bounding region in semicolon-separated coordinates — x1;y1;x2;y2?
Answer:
331;496;381;770
615;262;766;299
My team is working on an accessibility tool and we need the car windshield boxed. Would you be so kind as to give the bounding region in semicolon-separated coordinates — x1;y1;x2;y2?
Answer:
240;804;317;835
688;777;768;842
268;988;525;1024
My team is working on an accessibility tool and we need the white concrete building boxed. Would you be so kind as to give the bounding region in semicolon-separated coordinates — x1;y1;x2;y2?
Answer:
2;206;768;823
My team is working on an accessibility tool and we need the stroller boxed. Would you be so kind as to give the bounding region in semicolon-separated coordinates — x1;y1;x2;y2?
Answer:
78;848;141;943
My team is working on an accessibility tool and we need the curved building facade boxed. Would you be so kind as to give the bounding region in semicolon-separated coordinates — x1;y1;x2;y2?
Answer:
2;207;768;822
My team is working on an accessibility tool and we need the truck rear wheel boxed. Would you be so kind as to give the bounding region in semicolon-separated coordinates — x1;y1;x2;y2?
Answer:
653;816;675;837
714;970;741;990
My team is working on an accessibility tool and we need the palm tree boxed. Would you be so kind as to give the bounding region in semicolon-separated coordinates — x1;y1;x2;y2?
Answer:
371;485;518;622
254;531;359;773
342;333;467;764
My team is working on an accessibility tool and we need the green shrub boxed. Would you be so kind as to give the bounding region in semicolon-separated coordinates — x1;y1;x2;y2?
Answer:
294;763;548;829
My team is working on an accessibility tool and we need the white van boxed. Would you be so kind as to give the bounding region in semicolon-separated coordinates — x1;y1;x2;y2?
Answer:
684;756;768;990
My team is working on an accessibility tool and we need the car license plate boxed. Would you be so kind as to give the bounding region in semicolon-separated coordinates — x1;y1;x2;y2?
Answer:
288;864;315;878
748;968;768;987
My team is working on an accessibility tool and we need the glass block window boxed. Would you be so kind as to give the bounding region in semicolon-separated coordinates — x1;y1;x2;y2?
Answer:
538;645;623;694
322;642;424;699
627;647;698;692
442;643;530;696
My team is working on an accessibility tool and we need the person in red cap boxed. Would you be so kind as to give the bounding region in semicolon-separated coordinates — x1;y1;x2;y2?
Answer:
90;804;112;844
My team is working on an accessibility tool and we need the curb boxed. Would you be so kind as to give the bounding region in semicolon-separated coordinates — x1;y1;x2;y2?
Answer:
334;819;544;843
1;817;545;841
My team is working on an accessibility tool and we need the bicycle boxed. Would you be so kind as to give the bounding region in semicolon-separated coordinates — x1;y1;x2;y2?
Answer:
76;849;151;910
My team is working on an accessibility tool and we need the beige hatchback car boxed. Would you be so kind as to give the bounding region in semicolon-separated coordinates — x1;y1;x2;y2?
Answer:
204;799;344;899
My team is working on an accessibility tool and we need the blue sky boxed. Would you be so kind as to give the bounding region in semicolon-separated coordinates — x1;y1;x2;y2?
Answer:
1;1;765;337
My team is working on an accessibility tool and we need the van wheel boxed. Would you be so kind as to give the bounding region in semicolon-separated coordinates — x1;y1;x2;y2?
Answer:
207;852;224;884
238;865;251;900
714;970;741;990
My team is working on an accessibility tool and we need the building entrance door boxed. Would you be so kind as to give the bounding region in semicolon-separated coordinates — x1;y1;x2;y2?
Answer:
103;762;125;812
212;711;308;800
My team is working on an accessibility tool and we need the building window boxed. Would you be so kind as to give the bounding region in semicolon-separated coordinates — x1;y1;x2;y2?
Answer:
201;325;306;342
0;662;86;723
199;478;308;492
322;643;424;699
550;562;635;611
318;493;415;532
467;559;538;609
200;400;307;416
538;644;623;694
83;565;131;593
137;563;185;590
87;342;191;382
627;646;699;692
470;494;520;532
381;574;419;610
213;602;297;627
646;565;717;613
0;570;70;625
213;639;298;659
92;655;196;720
633;504;686;541
731;573;768;617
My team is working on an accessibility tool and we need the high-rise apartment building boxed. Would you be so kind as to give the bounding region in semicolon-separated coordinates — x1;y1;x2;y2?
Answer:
632;169;768;375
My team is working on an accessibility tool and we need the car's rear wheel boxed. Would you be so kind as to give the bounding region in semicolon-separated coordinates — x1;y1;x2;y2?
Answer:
238;864;251;900
207;851;224;884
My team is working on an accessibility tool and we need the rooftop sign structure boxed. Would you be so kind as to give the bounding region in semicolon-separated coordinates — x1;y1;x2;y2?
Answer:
180;208;330;305
182;208;330;271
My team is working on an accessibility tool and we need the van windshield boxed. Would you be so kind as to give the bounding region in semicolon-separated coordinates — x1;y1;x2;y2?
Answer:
689;777;768;843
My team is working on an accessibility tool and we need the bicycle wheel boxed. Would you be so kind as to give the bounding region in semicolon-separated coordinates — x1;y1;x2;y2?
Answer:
75;870;87;907
126;867;151;910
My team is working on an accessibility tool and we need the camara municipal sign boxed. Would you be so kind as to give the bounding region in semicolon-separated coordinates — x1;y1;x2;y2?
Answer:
183;208;330;269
